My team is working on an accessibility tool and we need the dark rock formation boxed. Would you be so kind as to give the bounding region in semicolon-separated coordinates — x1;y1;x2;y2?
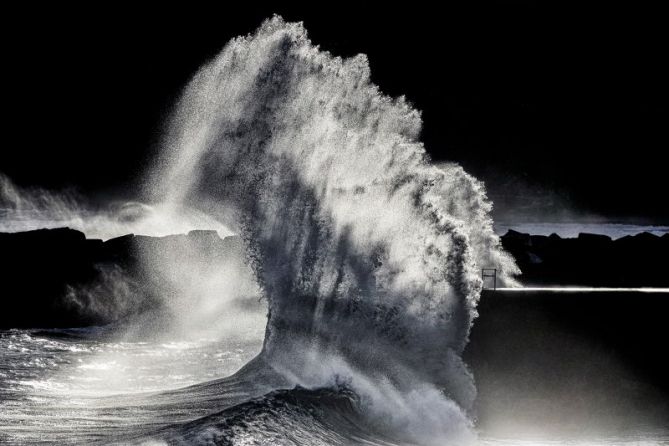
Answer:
2;226;667;328
501;229;669;287
0;228;244;329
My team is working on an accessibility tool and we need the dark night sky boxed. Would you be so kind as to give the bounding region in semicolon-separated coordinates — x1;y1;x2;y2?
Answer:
1;3;666;222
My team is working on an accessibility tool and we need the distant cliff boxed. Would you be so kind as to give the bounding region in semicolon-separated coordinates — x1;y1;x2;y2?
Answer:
500;229;669;287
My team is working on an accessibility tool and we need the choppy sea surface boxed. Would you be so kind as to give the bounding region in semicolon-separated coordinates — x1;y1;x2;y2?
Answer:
1;327;667;445
0;327;264;444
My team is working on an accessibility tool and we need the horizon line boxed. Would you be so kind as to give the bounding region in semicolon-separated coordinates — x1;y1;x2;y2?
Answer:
493;287;669;293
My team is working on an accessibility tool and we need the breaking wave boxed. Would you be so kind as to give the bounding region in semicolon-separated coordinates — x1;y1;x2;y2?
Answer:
0;16;518;445
141;16;517;445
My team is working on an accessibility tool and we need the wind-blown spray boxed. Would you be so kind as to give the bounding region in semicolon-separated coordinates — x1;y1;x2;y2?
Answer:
0;173;230;240
146;16;517;444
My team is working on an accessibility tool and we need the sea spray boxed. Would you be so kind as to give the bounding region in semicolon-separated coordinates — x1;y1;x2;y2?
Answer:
147;16;518;443
0;16;518;444
0;173;230;240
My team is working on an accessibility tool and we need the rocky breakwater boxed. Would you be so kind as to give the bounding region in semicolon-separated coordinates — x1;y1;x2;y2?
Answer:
0;228;246;328
500;229;669;287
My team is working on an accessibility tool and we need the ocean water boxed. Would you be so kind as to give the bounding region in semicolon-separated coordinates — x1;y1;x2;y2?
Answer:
0;327;265;444
480;438;669;446
1;327;667;445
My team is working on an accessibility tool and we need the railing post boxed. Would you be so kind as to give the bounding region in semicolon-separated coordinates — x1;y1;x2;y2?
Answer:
482;268;497;291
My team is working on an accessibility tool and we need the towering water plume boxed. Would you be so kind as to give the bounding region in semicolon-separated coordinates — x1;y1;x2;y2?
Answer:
144;16;517;443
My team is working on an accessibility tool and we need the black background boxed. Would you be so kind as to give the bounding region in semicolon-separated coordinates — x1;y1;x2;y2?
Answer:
1;3;666;221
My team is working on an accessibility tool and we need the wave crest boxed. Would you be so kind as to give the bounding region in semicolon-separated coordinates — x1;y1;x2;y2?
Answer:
145;16;517;443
